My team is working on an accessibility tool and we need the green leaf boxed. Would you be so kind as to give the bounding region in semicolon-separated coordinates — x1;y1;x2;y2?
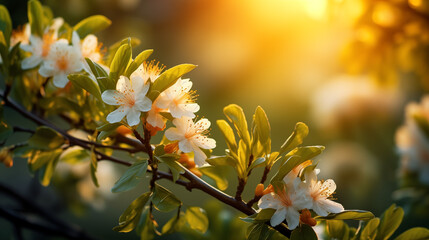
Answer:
28;0;44;37
162;210;184;235
124;49;154;77
147;64;197;101
360;218;380;240
97;130;116;142
113;192;151;233
395;227;429;240
199;166;229;191
35;149;62;186
0;5;12;47
185;207;209;234
375;204;404;240
152;183;181;212
249;157;266;170
112;160;148;193
290;224;318;240
270;155;306;184
59;148;91;164
316;210;375;221
85;58;111;92
279;122;309;155
156;154;184;182
109;40;132;85
216;119;237;153
240;208;275;223
136;207;158;239
73;15;111;39
90;150;99;187
246;223;272;240
28;126;65;150
206;155;236;167
283;146;325;165
223;104;251;148
68;74;102;101
0;121;12;143
97;122;122;132
254;106;271;152
326;220;349;240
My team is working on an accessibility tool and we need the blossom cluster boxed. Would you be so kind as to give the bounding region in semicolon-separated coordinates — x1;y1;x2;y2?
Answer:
395;95;429;185
258;160;344;230
16;15;216;167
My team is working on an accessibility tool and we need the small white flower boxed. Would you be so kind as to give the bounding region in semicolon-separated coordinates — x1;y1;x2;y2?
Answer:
164;116;216;166
156;78;200;118
102;75;152;126
38;39;83;88
301;170;344;217
258;180;311;229
146;100;166;129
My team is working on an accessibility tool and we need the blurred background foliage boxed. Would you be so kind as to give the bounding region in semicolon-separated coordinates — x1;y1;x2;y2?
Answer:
1;0;429;239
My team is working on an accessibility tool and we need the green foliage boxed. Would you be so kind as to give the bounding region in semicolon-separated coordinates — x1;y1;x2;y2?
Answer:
246;223;273;240
85;58;111;92
240;209;276;223
223;104;251;148
28;126;65;150
326;220;350;240
28;0;44;37
74;15;111;39
152;184;181;212
375;204;404;240
90;150;99;187
113;192;151;232
395;227;429;240
279;122;309;155
290;224;318;240
0;4;12;47
199;166;229;191
109;39;132;85
185;207;209;234
253;106;271;155
156;154;184;182
28;149;62;186
68;74;102;101
59;148;91;164
217;119;238;153
111;159;148;193
360;218;380;240
147;64;197;101
136;206;158;240
316;210;375;221
124;49;153;77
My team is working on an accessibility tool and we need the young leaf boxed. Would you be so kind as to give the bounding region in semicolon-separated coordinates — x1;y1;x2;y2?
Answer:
28;0;44;37
147;64;197;101
124;49;154;77
254;106;271;149
156;154;184;182
185;207;209;234
85;58;111;92
199;166;229;191
283;146;325;165
290;224;318;240
217;119;238;153
394;227;429;240
0;5;12;47
111;159;148;193
152;184;181;212
206;155;236;167
68;74;102;101
28;126;65;150
360;218;380;240
59;148;91;164
162;210;185;235
246;223;272;240
375;204;404;240
97;122;122;132
113;192;151;233
248;157;266;171
36;149;62;186
109;40;132;84
270;155;306;184
90;150;99;187
223;104;251;148
136;206;158;239
326;220;349;240
316;210;375;221
74;15;111;39
279;122;309;155
240;208;275;223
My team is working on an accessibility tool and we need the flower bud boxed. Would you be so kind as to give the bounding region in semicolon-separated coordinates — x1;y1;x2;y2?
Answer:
299;209;317;227
164;142;179;154
255;183;265;197
116;125;132;135
145;123;164;136
262;184;274;195
0;148;13;168
186;159;196;169
189;168;202;177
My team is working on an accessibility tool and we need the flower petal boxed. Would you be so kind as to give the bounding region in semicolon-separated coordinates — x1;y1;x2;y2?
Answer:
165;128;184;141
194;136;216;149
135;97;152;112
22;56;42;70
131;75;145;94
52;73;69;88
284;207;300;230
116;75;132;93
147;111;165;129
179;139;193;153
126;108;141;126
193;145;207;167
270;207;287;227
321;179;336;196
102;90;123;105
317;199;344;215
106;106;129;123
258;193;279;209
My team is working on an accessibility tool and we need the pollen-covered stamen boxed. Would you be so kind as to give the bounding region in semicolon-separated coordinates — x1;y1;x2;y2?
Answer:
144;60;165;82
275;189;293;207
310;180;335;200
42;32;56;57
